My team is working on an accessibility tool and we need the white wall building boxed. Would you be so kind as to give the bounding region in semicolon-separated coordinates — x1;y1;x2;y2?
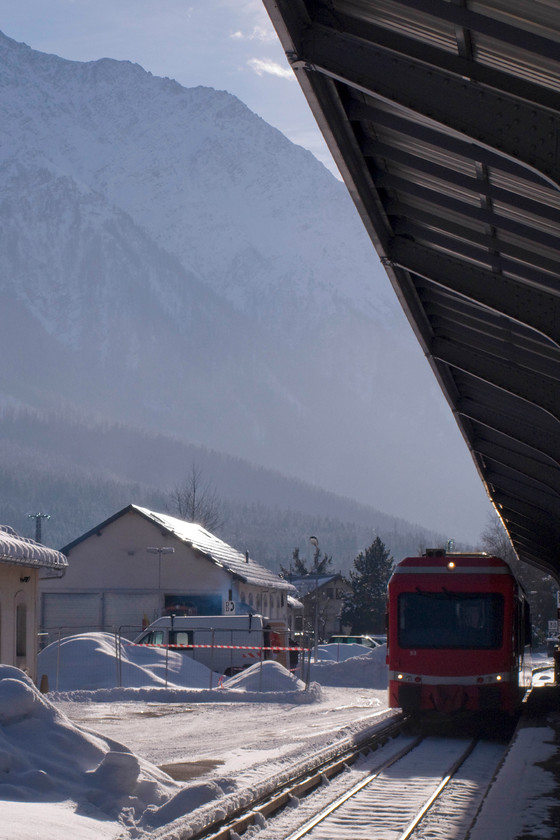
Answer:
0;525;67;682
40;505;295;636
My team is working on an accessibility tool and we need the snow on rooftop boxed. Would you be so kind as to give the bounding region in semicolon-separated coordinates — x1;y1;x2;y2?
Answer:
134;506;293;591
290;574;340;596
0;524;67;569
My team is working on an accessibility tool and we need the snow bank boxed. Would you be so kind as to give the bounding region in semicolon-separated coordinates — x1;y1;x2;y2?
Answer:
0;665;178;825
315;642;378;662
37;632;386;701
222;659;305;692
309;644;388;688
38;631;215;691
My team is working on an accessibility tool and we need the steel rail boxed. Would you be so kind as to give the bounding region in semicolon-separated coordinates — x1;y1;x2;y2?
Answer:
189;713;409;840
397;739;478;840
283;737;478;840
283;736;423;840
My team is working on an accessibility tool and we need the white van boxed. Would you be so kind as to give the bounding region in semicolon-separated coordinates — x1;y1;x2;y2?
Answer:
133;614;292;675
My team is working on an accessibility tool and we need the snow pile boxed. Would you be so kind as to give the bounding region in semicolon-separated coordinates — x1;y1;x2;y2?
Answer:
223;660;305;692
37;632;320;703
310;643;388;688
315;642;380;662
0;665;178;825
38;632;214;691
36;632;387;699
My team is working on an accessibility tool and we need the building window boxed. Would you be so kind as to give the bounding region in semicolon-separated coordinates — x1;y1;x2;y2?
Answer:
16;602;27;658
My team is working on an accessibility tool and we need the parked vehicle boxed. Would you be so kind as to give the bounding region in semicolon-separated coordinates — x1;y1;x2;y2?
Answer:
133;614;292;675
328;634;382;648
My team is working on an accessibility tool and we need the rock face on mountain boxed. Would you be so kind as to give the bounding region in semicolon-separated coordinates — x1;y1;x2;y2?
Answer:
0;31;490;537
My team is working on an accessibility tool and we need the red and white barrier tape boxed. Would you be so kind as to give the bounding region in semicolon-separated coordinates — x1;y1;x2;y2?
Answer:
126;643;307;651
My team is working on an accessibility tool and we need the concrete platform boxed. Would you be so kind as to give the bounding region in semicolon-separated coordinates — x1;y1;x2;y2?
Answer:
468;686;560;839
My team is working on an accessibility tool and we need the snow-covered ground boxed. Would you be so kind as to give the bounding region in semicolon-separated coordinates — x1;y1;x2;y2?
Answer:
0;637;556;839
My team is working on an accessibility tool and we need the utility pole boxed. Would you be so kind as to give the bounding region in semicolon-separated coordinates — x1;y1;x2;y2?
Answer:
28;512;51;543
310;536;320;662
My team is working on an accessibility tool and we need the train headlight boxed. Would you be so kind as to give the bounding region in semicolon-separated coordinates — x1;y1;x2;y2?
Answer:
397;673;404;680
447;561;456;569
496;674;502;681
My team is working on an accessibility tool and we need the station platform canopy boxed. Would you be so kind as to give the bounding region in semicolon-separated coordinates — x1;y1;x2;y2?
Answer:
264;0;560;578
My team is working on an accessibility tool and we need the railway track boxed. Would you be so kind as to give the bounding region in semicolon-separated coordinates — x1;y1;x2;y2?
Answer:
151;716;511;840
281;736;478;840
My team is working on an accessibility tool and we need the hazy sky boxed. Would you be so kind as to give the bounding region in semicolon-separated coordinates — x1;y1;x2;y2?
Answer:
0;0;337;174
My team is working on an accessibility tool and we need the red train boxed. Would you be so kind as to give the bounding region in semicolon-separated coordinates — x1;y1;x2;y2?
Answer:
387;550;532;715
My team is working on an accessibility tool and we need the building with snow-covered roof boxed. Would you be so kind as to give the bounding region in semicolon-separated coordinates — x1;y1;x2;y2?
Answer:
289;574;352;642
39;505;295;636
0;525;67;681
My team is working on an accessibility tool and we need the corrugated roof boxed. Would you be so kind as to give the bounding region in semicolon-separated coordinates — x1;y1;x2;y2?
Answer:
265;0;560;578
0;525;68;569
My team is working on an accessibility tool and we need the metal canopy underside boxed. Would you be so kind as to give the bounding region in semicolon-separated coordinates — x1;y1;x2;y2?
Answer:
264;0;560;577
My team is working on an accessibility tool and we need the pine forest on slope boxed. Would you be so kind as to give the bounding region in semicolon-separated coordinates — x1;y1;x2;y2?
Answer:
0;409;448;572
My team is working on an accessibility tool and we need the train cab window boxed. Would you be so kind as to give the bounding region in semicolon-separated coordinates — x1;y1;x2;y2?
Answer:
398;592;504;649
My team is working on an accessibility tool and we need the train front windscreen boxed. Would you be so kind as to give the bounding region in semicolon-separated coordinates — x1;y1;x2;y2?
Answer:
398;592;504;650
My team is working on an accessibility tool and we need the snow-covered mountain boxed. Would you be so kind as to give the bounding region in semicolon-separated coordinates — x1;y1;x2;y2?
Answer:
0;31;491;537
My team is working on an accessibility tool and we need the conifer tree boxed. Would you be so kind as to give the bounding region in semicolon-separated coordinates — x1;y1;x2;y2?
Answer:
280;545;333;578
341;536;394;633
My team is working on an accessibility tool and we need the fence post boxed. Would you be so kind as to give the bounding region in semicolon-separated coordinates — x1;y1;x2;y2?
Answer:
165;642;169;689
56;628;61;691
209;629;215;689
259;644;263;691
115;630;121;688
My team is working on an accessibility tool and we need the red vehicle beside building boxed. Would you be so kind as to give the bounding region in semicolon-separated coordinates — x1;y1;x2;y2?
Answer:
387;550;532;715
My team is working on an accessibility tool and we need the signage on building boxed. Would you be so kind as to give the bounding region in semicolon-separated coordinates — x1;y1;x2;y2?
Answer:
224;600;235;614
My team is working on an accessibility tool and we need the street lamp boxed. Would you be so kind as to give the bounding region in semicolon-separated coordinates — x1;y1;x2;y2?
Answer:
28;512;50;543
310;536;320;662
146;546;175;595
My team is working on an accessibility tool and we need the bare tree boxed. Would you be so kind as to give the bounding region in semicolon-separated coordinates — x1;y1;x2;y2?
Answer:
169;463;223;532
480;513;517;565
480;512;557;644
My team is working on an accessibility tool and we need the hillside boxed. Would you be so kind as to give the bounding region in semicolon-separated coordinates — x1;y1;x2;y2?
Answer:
0;409;449;571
